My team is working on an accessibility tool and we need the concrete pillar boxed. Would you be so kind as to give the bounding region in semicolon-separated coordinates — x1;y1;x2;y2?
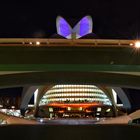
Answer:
99;86;118;117
112;87;131;110
20;86;40;116
34;85;53;117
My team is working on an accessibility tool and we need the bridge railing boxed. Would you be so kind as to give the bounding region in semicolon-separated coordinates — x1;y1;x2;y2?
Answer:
0;38;135;47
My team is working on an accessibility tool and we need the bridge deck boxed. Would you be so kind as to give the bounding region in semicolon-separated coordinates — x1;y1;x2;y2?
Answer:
0;38;135;47
0;39;138;87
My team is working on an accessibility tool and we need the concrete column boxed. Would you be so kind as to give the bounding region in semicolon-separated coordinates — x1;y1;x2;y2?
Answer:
20;86;40;116
34;85;53;117
99;86;118;117
112;87;131;110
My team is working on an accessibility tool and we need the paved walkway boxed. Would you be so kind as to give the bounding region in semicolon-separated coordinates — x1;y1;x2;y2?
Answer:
0;112;38;124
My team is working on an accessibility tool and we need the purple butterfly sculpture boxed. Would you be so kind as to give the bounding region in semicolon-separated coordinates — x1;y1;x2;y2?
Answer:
56;16;93;39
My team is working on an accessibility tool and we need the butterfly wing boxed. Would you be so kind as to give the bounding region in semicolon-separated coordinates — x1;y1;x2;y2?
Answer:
56;16;72;39
73;16;93;39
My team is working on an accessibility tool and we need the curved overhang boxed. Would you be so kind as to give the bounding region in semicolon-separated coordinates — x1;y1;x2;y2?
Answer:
112;87;131;109
0;71;139;88
0;39;138;65
20;86;40;110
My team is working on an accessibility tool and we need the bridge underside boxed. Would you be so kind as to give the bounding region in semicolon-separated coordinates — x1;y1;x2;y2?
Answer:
0;39;139;113
0;71;139;88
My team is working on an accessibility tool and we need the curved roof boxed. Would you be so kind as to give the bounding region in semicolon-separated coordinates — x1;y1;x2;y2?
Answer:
39;84;112;106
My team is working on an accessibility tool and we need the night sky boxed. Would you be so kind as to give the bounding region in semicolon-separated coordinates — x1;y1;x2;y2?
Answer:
0;1;140;39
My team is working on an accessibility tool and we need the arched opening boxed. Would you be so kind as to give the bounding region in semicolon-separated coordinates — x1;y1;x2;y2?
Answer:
38;84;114;118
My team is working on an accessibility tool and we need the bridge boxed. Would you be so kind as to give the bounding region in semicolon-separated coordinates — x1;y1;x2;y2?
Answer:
0;38;139;115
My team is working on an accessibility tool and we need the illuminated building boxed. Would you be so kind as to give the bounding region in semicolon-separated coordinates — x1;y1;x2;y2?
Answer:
40;85;111;105
56;15;93;39
38;85;113;118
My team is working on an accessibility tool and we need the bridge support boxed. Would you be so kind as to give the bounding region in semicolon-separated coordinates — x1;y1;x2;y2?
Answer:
20;86;40;116
112;87;131;110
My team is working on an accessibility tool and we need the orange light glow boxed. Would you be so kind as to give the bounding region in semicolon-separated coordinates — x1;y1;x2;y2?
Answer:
135;41;140;48
86;110;92;113
58;110;64;113
46;102;102;108
36;41;40;45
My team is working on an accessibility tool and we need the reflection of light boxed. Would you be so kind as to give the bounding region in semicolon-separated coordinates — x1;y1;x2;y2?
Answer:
34;89;39;105
96;117;100;121
49;107;53;112
79;107;82;111
130;43;133;46
135;41;140;48
67;107;71;111
96;113;100;115
97;107;101;112
106;108;111;112
29;42;32;45
36;41;40;45
86;110;91;113
112;89;117;104
40;119;44;123
11;106;15;109
1;109;6;113
58;110;64;113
